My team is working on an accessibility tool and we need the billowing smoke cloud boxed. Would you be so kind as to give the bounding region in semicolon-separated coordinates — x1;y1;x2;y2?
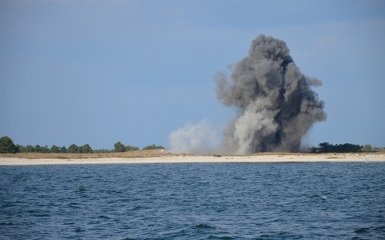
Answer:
169;35;326;154
216;35;326;154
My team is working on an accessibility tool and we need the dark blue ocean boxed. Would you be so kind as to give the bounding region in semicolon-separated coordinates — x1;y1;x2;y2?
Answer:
1;162;385;239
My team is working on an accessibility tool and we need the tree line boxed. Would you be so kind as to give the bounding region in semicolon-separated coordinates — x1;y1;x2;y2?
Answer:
1;136;379;154
0;136;164;154
309;142;366;153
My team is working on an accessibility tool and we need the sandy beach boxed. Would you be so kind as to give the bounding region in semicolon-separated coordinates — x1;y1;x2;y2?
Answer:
1;152;385;165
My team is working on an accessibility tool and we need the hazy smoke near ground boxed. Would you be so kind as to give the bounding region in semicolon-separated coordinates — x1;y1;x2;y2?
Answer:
169;120;219;154
216;35;326;154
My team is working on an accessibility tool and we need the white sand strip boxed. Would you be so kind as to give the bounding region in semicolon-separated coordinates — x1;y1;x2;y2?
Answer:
1;153;385;165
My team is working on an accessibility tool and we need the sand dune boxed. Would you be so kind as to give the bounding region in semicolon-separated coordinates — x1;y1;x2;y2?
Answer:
1;153;384;165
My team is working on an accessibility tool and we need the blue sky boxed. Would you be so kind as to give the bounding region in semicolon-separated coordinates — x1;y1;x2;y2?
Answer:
1;0;384;149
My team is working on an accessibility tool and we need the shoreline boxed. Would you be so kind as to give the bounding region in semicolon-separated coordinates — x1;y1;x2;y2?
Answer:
1;152;385;165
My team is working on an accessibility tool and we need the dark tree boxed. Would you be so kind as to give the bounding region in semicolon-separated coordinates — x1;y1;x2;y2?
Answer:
68;144;80;153
16;144;25;153
0;136;18;153
50;145;60;153
34;145;42;153
59;146;67;153
81;144;93;153
24;145;35;152
114;141;126;152
318;142;332;152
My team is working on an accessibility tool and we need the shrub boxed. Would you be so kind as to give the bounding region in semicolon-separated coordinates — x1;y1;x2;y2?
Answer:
142;144;164;150
125;145;139;151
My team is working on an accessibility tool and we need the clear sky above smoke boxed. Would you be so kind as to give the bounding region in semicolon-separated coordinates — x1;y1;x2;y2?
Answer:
1;0;384;149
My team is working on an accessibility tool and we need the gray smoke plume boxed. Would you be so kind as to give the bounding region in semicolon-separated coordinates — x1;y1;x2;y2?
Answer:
216;35;326;154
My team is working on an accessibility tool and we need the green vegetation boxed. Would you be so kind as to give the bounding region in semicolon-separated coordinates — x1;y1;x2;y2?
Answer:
142;144;164;150
0;136;164;154
0;136;17;153
114;141;139;152
310;142;362;153
7;135;380;155
68;144;79;153
308;143;384;153
362;144;373;152
114;141;126;152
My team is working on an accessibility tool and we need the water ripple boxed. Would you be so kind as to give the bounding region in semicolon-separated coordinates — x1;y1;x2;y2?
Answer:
1;163;385;239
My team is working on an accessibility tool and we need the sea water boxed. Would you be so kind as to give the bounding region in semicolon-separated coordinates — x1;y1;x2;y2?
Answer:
1;162;384;239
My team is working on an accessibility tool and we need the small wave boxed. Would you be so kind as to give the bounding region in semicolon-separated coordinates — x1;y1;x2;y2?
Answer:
75;185;86;193
373;225;385;231
68;202;82;209
204;235;234;240
0;222;13;226
74;226;85;233
106;189;123;194
194;223;216;230
354;227;370;234
131;205;144;211
2;163;385;239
